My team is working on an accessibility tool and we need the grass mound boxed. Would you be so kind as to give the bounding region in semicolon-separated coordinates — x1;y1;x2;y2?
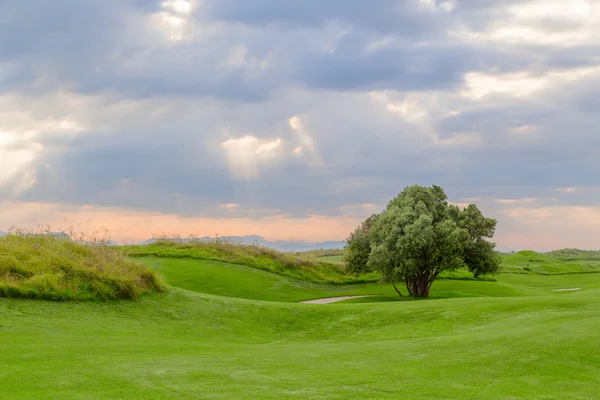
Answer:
2;288;600;398
136;257;540;302
0;234;166;301
547;248;600;261
124;240;378;284
501;250;600;275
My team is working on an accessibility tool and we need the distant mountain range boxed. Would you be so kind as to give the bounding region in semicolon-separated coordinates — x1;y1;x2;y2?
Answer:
137;235;346;252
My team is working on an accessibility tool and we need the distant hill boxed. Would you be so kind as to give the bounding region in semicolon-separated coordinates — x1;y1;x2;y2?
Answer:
500;250;600;274
136;235;346;252
546;248;600;260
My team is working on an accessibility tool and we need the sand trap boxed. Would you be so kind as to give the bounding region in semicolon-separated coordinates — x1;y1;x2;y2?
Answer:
551;288;582;292
299;295;376;304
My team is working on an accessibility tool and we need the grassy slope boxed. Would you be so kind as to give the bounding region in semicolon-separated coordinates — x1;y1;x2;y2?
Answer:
314;248;600;275
0;235;165;300
130;242;493;285
319;254;345;265
139;257;600;303
4;241;600;398
2;289;600;399
124;241;378;284
547;248;600;260
501;250;600;274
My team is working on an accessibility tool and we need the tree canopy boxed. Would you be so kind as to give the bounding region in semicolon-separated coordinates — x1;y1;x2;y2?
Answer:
344;185;500;298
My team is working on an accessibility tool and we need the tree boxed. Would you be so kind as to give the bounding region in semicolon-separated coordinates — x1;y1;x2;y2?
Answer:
345;185;500;298
343;213;378;274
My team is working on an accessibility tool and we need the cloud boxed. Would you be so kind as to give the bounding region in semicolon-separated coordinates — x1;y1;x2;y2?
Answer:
1;0;600;248
222;135;282;179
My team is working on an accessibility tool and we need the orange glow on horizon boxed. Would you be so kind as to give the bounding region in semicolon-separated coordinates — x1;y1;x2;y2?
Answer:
2;201;600;250
0;201;361;244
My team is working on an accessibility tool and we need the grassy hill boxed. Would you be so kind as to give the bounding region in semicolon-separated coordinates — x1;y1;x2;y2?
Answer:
547;248;600;261
124;240;378;284
137;257;534;302
0;234;165;301
2;288;600;399
501;250;600;274
130;241;493;285
304;247;600;276
4;238;600;398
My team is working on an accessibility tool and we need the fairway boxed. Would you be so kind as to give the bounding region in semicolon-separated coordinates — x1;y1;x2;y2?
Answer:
3;248;600;399
2;288;600;399
318;255;345;265
139;256;600;302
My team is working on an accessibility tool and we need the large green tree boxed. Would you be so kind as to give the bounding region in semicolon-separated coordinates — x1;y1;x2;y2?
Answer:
344;185;500;298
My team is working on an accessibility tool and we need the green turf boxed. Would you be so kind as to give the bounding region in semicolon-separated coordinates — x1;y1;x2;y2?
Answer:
547;248;600;261
124;241;378;284
139;257;600;303
316;248;600;276
4;242;600;399
139;256;386;302
2;288;600;399
319;255;345;265
500;250;600;274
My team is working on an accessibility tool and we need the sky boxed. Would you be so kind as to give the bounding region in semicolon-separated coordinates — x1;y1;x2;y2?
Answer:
1;0;599;250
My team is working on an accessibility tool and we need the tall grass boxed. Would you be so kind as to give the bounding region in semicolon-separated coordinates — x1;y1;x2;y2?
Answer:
0;234;166;301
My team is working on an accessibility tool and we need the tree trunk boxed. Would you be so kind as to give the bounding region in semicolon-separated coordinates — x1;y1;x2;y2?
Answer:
405;276;431;298
391;282;403;297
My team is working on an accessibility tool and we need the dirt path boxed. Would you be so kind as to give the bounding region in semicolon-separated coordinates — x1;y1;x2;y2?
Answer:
299;295;376;304
551;288;581;292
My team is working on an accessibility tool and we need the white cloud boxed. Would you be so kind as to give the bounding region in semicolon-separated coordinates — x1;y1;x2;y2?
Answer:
556;188;578;193
150;0;198;41
221;135;282;179
451;0;600;47
435;132;485;147
288;116;323;167
162;0;194;14
462;67;600;100
495;198;538;205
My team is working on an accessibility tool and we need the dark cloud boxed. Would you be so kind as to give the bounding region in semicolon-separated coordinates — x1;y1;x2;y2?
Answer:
1;0;599;236
200;0;444;34
0;0;549;99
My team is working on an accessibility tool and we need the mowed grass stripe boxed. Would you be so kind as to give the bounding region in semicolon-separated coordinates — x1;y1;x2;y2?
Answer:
138;257;600;303
1;289;600;399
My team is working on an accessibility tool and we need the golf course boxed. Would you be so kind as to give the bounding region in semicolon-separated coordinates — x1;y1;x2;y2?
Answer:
2;236;600;399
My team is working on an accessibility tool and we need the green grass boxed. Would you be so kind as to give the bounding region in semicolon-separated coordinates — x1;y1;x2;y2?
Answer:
129;242;492;285
2;287;600;399
139;256;384;302
319;254;345;265
0;235;165;300
124;241;378;284
298;249;346;259
314;248;600;276
4;240;600;398
547;248;600;261
501;250;600;275
138;257;600;303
